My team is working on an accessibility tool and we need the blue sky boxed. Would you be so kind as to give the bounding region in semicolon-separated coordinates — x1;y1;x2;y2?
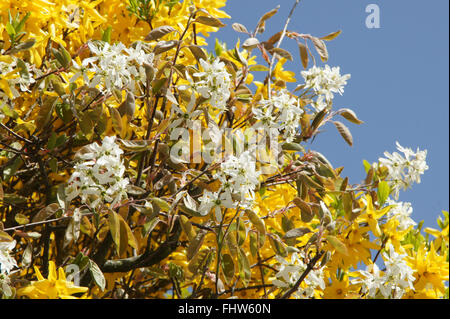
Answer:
208;0;449;229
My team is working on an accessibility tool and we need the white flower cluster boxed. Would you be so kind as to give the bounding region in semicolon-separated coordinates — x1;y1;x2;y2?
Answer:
65;136;129;209
272;252;325;299
194;58;231;112
0;240;16;298
198;151;261;221
0;57;35;120
353;244;416;299
253;89;304;143
301;65;351;111
386;198;417;231
378;142;428;199
0;240;17;275
71;41;154;93
0;57;35;98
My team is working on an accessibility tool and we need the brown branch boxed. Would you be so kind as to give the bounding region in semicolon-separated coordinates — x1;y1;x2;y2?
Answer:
280;250;325;299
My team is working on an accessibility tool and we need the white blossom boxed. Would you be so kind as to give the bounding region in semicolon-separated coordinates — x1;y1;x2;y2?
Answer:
378;142;428;199
65;136;129;210
0;240;17;275
254;89;303;143
353;244;416;299
272;252;325;299
301;65;351;101
386;199;417;230
72;40;154;93
194;58;231;112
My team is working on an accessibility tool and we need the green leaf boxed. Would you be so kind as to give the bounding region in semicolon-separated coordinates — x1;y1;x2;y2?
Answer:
282;142;305;152
326;235;348;255
3;193;27;204
179;215;196;241
102;26;113;43
249;65;269;72
36;96;57;131
245;210;265;236
108;211;121;255
150;197;170;212
187;229;207;260
221;253;235;284
237;248;251;287
268;234;287;257
89;260;106;291
377;181;390;206
5;22;16;38
293;197;314;223
15;213;29;225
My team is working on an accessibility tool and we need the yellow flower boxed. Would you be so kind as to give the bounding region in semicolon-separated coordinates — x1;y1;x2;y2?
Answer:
17;261;88;299
272;58;296;83
357;194;390;237
407;242;449;297
323;273;355;299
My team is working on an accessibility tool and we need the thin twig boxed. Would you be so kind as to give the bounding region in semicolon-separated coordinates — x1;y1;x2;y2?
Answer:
267;0;301;99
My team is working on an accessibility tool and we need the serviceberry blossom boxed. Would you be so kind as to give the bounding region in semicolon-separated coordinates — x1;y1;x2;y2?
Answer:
386;199;417;231
381;244;416;298
218;150;261;203
71;40;154;93
353;244;416;299
193;58;231;112
254;89;304;143
197;151;261;221
65;136;129;209
0;56;35;98
378;142;428;199
0;240;17;275
301;65;350;111
272;252;326;299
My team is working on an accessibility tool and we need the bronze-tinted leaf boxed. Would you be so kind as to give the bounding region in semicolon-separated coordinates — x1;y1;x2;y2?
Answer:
194;15;226;28
269;47;293;61
311;37;328;62
32;203;60;223
232;23;249;34
298;42;309;69
320;30;342;41
256;5;280;32
293;197;314;223
242;37;260;50
108;106;123;135
145;26;176;41
339;108;364;124
333;121;353;146
186;45;207;62
283;227;311;239
153;40;179;55
36;96;57;131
